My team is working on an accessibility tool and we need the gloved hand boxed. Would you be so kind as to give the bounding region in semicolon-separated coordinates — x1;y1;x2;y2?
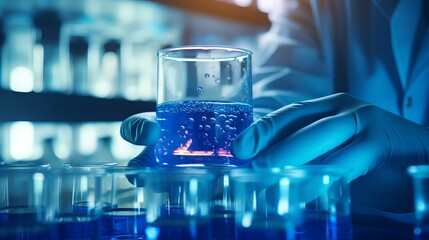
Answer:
120;112;160;168
231;93;429;213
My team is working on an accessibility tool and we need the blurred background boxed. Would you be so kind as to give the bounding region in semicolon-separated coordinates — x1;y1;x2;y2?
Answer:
0;0;270;166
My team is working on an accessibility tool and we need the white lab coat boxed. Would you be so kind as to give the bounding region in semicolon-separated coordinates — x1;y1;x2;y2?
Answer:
253;0;429;126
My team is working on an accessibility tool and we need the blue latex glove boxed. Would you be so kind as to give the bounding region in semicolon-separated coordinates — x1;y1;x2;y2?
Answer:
231;93;429;213
120;112;160;168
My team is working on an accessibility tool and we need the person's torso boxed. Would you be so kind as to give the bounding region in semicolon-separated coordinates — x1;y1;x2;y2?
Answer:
314;0;429;125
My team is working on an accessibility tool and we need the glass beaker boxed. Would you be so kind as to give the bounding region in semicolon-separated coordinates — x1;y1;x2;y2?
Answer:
207;167;236;240
0;165;55;239
155;45;253;167
143;168;215;240
408;165;429;240
230;166;352;240
50;167;106;239
101;166;149;239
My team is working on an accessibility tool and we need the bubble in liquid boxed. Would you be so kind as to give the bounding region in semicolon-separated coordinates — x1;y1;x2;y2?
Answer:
215;79;221;85
197;86;204;94
201;116;207;121
204;125;211;130
204;73;210;79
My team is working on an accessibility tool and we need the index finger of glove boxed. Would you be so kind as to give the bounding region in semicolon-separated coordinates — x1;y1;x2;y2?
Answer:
251;112;357;168
232;93;364;159
120;112;160;146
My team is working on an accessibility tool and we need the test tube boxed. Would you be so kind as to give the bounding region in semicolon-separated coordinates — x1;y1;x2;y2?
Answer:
89;39;121;98
33;10;63;93
408;165;429;240
69;36;89;95
1;13;36;92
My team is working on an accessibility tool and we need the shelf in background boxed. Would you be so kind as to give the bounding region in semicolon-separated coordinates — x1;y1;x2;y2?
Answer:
0;89;155;122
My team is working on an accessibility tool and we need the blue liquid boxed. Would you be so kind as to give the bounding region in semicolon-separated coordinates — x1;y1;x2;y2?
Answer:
156;101;253;167
72;201;93;215
101;208;146;239
143;206;211;240
54;214;101;240
147;217;211;240
0;206;55;240
236;219;295;240
210;209;235;240
295;211;352;240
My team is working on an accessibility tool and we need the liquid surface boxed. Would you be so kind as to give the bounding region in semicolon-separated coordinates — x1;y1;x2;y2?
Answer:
54;215;101;239
101;208;146;239
156;101;253;167
147;217;211;240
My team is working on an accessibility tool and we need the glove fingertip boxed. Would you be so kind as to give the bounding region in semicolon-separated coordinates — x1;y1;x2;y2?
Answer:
134;120;161;145
120;121;133;143
120;116;161;145
231;133;256;160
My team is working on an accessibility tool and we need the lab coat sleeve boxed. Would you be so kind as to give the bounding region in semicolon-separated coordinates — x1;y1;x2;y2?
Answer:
253;0;334;118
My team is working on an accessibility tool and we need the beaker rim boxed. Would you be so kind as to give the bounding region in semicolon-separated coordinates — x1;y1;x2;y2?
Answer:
64;161;118;168
408;165;429;178
0;161;51;170
156;45;252;62
142;167;216;181
230;165;350;181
